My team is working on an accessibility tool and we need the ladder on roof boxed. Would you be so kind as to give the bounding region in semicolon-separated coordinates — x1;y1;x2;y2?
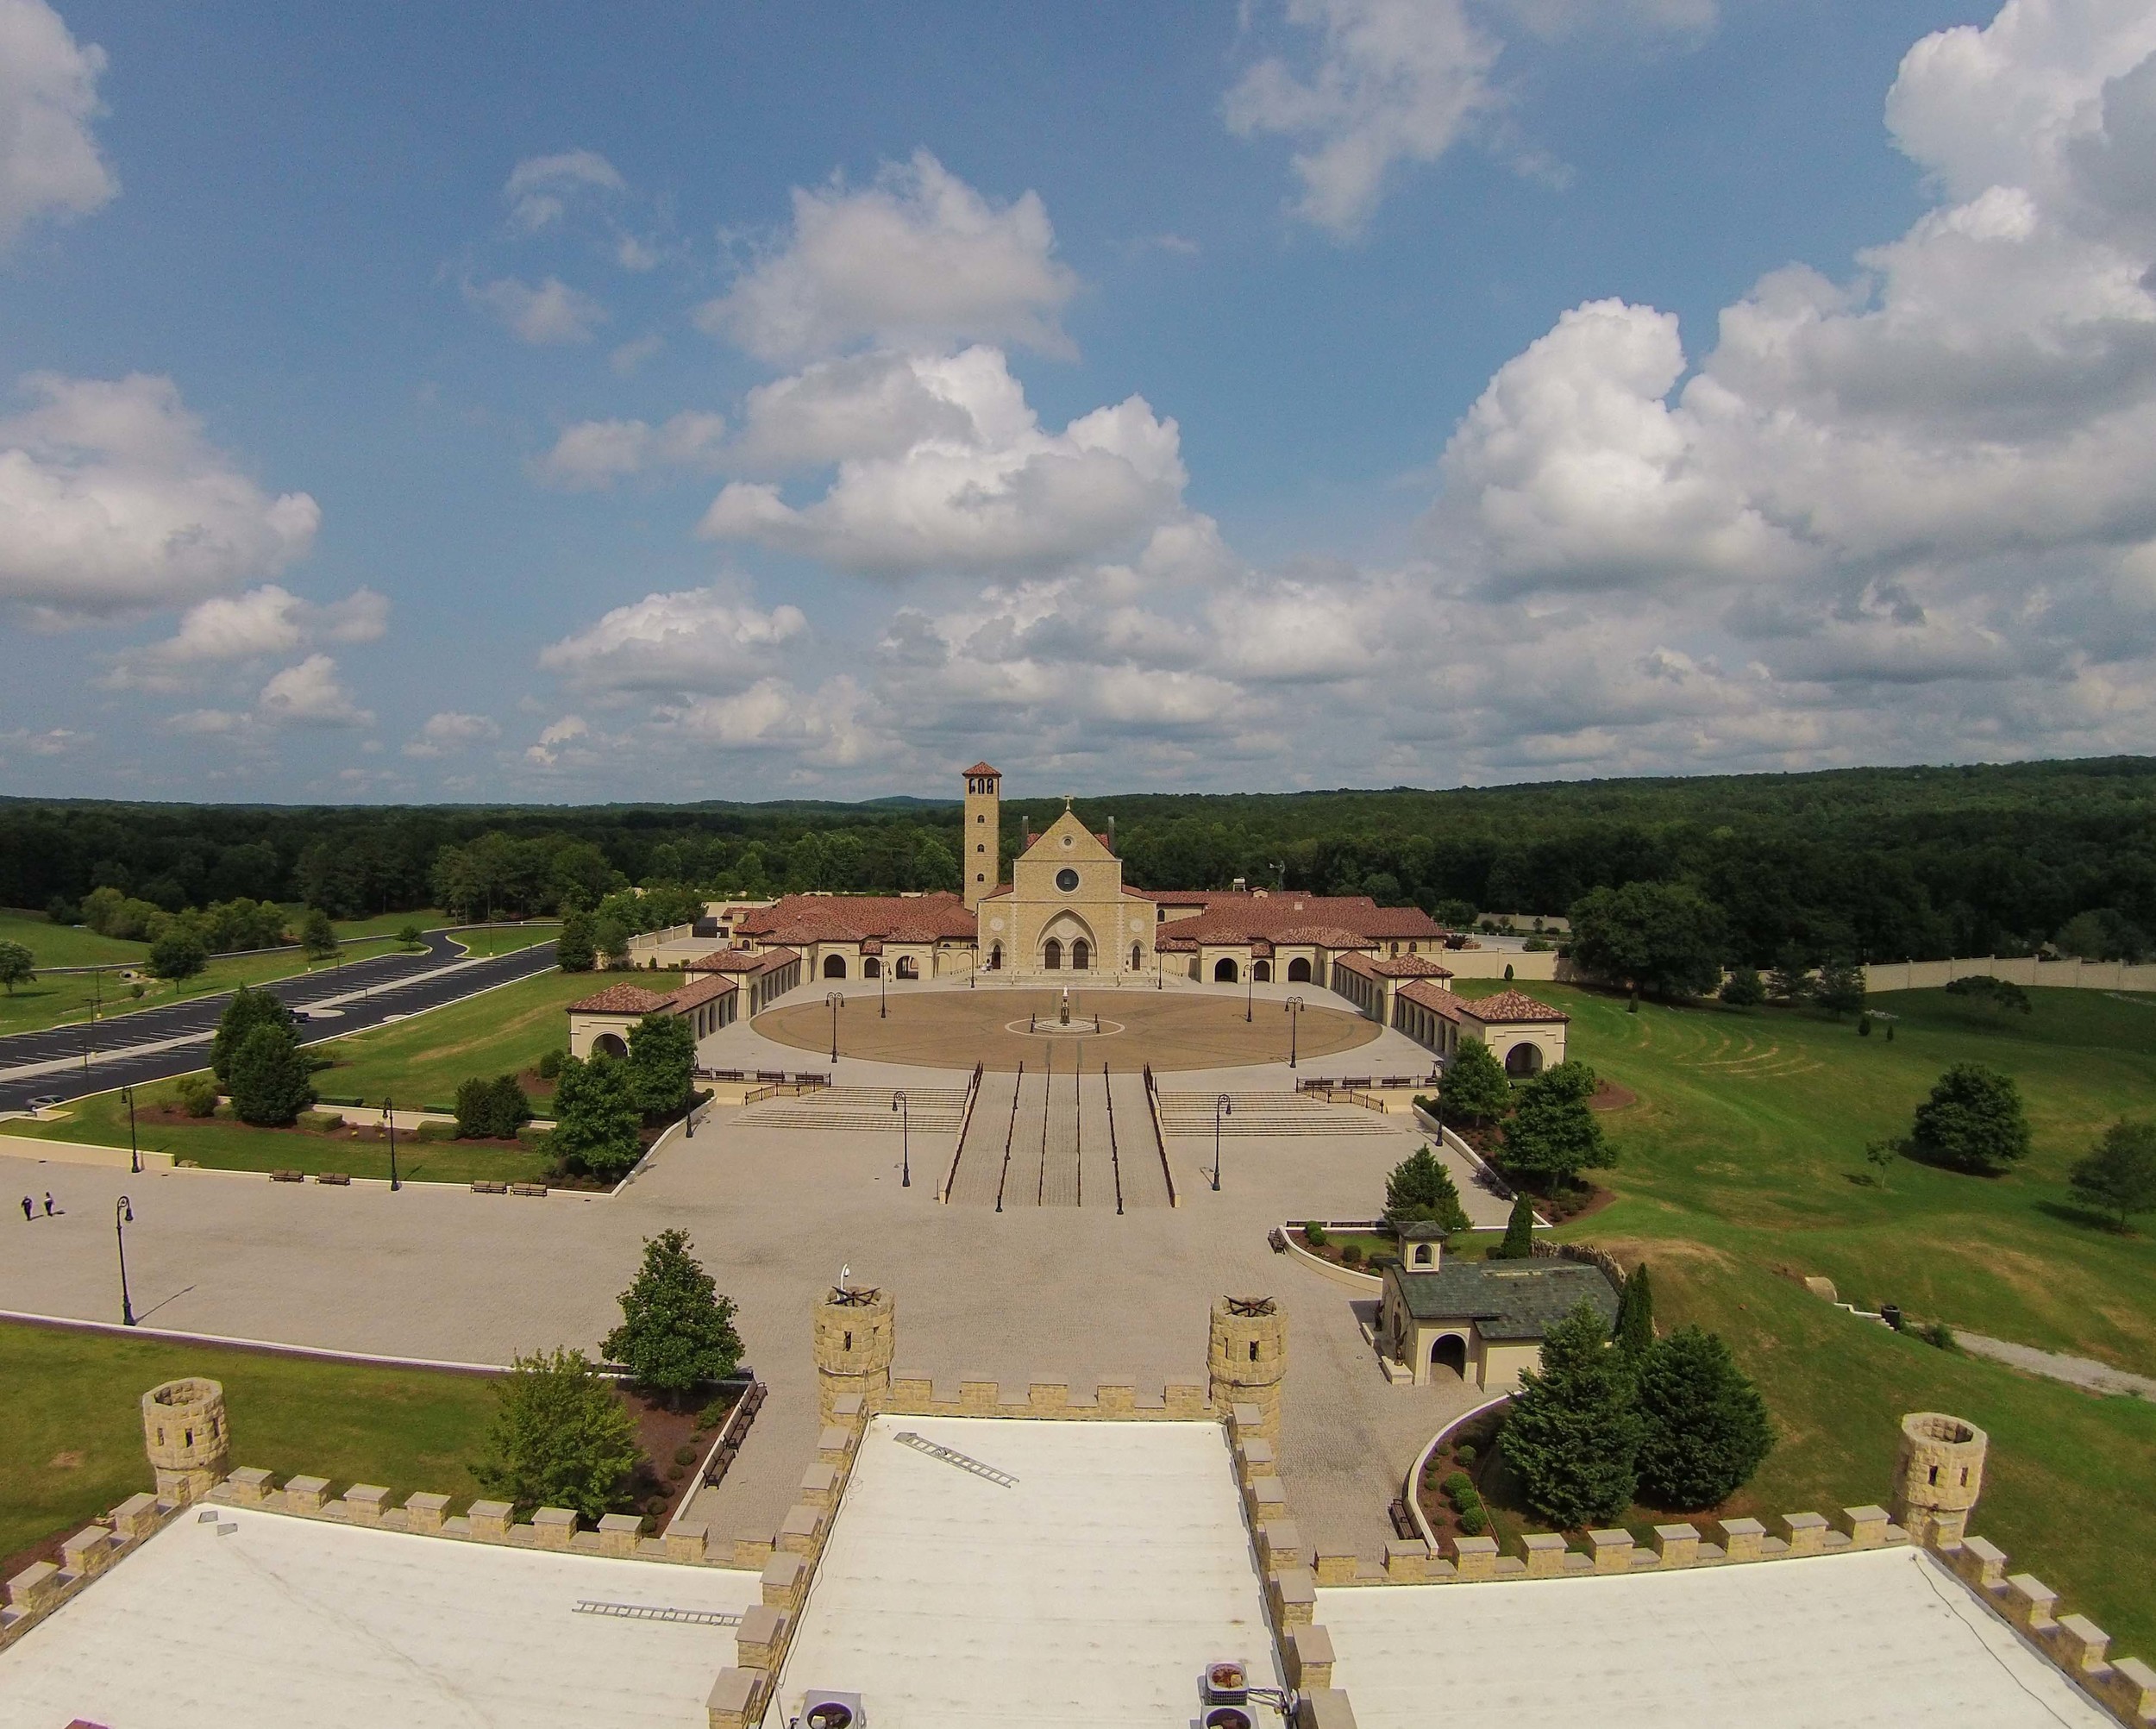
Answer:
893;1431;1018;1488
573;1601;743;1626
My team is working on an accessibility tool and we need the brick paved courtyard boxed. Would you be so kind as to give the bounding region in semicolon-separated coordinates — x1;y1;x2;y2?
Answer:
0;980;1489;1563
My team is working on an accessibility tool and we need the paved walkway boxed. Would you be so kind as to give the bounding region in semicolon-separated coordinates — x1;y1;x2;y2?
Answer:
1955;1331;2156;1403
1;986;1479;1563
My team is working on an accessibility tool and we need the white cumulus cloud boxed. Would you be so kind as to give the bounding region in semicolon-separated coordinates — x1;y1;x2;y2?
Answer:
0;373;320;618
256;654;373;728
699;151;1077;361
466;274;608;344
0;0;116;249
503;147;625;231
530;411;728;490
537;586;807;693
404;711;500;758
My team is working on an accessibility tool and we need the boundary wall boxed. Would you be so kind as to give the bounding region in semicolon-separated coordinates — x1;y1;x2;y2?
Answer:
1865;955;2156;993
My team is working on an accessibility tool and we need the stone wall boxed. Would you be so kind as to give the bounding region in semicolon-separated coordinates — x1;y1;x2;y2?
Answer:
1864;955;2156;993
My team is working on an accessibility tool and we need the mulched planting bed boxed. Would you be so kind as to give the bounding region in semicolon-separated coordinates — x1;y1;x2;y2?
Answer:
622;1387;739;1527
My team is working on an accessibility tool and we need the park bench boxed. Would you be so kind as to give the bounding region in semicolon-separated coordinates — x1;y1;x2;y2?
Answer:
509;1182;548;1197
471;1180;507;1194
270;1169;304;1183
317;1172;351;1186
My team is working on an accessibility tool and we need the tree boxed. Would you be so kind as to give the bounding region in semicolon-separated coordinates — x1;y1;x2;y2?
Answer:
592;914;631;968
1863;1137;1899;1189
147;928;208;983
455;1074;533;1140
1911;1063;2031;1175
472;1347;643;1520
1614;1262;1655;1363
552;1055;643;1180
626;1011;695;1121
1719;966;1764;1008
1493;1190;1535;1259
212;985;294;1085
556;910;596;973
301;906;339;961
0;940;34;995
1567;880;1727;999
1501;1299;1642;1528
1634;1327;1774;1508
1440;1037;1511;1126
1383;1145;1470;1233
1946;974;2031;1015
605;1230;744;1404
1766;947;1813;1005
229;1022;316;1126
395;922;424;950
2069;1119;2156;1231
1814;957;1866;1018
1502;1063;1611;1193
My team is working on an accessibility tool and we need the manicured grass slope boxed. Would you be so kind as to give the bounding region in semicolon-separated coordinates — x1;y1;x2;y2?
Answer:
0;937;404;1037
0;1321;496;1566
1449;979;2156;1659
0;910;147;967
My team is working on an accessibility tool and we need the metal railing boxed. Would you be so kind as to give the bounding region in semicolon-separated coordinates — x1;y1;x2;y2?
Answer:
942;1061;984;1203
1102;1060;1125;1215
1143;1063;1177;1208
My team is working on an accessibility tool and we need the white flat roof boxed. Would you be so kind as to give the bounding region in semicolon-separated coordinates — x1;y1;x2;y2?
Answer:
0;1507;762;1729
1319;1544;2113;1729
769;1416;1285;1727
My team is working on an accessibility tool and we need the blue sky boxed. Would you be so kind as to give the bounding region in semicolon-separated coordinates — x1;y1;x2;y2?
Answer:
6;0;2155;802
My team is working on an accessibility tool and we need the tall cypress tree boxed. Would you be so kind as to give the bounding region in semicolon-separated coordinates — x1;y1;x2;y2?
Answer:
1501;1299;1642;1529
1614;1263;1656;1362
1494;1191;1536;1259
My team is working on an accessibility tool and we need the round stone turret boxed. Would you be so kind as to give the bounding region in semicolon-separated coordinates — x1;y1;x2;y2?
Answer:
1891;1411;1988;1546
814;1284;895;1424
1209;1296;1287;1441
142;1377;229;1505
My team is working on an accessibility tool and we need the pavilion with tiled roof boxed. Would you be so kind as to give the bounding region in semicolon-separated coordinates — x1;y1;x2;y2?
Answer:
1394;979;1570;1076
566;969;750;1062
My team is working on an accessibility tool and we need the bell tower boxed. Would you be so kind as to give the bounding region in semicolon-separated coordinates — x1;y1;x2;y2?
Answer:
962;761;1001;911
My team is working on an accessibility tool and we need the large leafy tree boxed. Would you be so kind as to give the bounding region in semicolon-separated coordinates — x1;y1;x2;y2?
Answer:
455;1074;533;1140
0;940;34;995
147;928;208;983
1634;1327;1774;1509
1501;1062;1610;1193
1567;880;1727;999
472;1348;643;1520
555;910;596;974
211;985;294;1085
2069;1120;2156;1231
229;1022;316;1126
1501;1300;1642;1529
552;1055;643;1180
1382;1145;1470;1233
301;906;340;960
1439;1037;1511;1125
626;1011;695;1121
1911;1063;2031;1175
605;1230;743;1404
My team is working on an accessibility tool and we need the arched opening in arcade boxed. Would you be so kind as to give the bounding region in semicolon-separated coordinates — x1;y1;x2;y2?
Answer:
1505;1043;1545;1078
592;1032;627;1060
1430;1334;1469;1381
1214;957;1239;983
823;955;847;980
1287;957;1312;983
896;955;918;980
863;956;881;979
1253;959;1272;983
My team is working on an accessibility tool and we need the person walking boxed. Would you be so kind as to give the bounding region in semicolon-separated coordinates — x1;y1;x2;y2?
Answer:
19;1195;30;1222
42;1192;54;1217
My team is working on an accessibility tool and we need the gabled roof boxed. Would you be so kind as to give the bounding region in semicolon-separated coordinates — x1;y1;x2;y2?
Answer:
664;973;737;1012
964;761;1000;776
688;946;799;975
1018;809;1117;861
566;983;672;1016
1460;988;1570;1024
1391;1260;1619;1339
731;893;977;945
1124;891;1443;945
1370;954;1455;979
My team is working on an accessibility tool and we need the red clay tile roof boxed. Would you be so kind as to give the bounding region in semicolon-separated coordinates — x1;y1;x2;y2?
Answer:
688;946;799;975
1397;980;1469;1020
964;761;1000;776
1372;954;1455;979
567;983;673;1015
1126;892;1442;945
1156;933;1199;952
731;893;977;945
664;974;737;1012
1459;988;1570;1024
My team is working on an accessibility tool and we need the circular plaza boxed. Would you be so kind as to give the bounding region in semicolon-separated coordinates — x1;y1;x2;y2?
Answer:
749;981;1384;1072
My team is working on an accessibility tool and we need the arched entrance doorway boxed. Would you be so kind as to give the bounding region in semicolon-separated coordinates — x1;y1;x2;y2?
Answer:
1044;938;1062;970
823;954;847;980
862;956;881;979
1214;957;1239;983
987;943;1002;971
1130;943;1143;970
896;955;918;980
1505;1042;1545;1078
1287;956;1312;983
1253;959;1272;983
1072;937;1091;970
1430;1334;1469;1381
592;1032;627;1060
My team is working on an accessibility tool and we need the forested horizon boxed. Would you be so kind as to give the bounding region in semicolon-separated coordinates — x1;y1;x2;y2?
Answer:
5;755;2155;968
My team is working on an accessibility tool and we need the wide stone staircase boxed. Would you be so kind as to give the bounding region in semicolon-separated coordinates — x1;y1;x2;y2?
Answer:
1155;1089;1396;1137
943;1062;1169;1210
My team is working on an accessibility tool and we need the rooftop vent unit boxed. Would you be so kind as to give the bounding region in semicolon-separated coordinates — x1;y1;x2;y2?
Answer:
798;1691;865;1729
1201;1660;1249;1704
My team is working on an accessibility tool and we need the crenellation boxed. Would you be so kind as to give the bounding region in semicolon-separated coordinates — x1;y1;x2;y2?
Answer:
466;1499;513;1542
1588;1529;1633;1573
1778;1512;1828;1557
1717;1517;1765;1563
1383;1538;1431;1583
282;1475;330;1514
1952;1534;2009;1591
1451;1534;1498;1581
344;1484;389;1526
2003;1573;2059;1633
1652;1523;1700;1568
1522;1532;1569;1577
222;1466;275;1505
1837;1506;1890;1550
1288;1623;1337;1688
404;1491;450;1534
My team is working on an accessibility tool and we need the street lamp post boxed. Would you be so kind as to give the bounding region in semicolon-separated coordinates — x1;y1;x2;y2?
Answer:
879;960;887;1019
122;1082;141;1175
968;941;977;988
1284;995;1304;1069
1213;1093;1232;1191
893;1089;910;1187
826;991;846;1064
115;1194;136;1326
382;1096;401;1192
1246;959;1254;1022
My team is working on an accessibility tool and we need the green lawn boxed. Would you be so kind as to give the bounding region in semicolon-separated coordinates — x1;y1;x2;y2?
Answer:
0;937;407;1037
307;967;673;1107
447;923;561;958
326;907;449;940
0;1320;498;1568
1449;978;2156;1661
0;909;148;968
